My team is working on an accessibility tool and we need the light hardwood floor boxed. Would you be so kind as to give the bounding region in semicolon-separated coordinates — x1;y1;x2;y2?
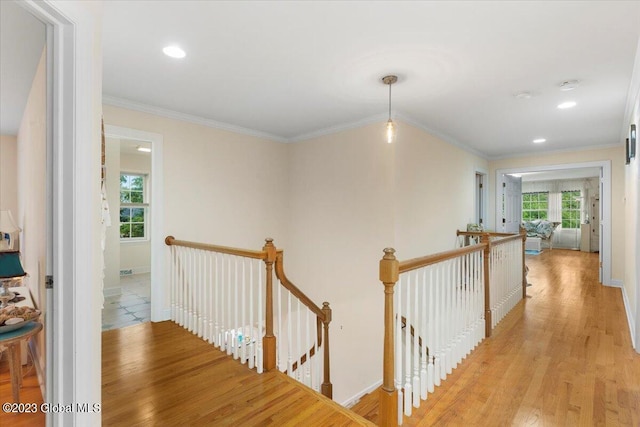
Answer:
0;354;45;427
102;320;374;426
351;249;640;426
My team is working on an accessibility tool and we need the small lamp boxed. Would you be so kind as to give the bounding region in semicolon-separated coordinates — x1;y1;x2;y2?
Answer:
0;251;26;307
0;210;21;251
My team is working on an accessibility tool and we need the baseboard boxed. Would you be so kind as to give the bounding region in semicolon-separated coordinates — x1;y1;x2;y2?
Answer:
341;379;382;408
28;339;46;399
608;279;623;288
620;283;637;349
120;266;151;276
103;286;122;298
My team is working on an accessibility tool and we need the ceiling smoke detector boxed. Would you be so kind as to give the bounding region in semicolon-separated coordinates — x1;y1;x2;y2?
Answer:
559;80;580;91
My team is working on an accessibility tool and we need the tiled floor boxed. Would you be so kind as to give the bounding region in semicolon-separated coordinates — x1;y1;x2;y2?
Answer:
102;273;151;331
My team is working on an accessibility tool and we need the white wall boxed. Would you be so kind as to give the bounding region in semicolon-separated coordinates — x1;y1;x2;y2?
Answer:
287;121;488;404
287;123;396;405
103;105;290;250
0;134;18;213
16;46;47;381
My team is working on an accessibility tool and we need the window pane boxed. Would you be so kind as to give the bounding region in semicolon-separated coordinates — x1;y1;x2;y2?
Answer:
131;208;144;222
120;191;131;203
120;175;128;190
131;191;144;203
120;208;131;223
131;176;143;191
120;224;130;238
131;224;145;238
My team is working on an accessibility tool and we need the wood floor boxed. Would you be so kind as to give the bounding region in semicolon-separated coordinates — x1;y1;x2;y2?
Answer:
102;321;374;426
351;249;640;426
0;354;45;427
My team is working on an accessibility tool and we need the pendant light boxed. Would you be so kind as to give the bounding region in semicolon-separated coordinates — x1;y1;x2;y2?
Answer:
382;75;398;144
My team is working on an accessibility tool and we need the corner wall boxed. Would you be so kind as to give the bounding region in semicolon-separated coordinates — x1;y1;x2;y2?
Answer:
286;121;488;404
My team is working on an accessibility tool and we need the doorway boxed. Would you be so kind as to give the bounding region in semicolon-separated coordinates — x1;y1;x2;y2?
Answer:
104;125;165;323
496;161;611;285
102;137;152;330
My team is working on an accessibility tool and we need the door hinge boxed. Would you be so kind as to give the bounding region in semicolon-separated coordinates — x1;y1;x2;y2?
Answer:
45;275;53;289
502;218;506;224
503;182;506;188
479;183;483;189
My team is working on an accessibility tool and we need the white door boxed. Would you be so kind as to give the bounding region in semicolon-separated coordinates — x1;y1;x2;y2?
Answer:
501;174;522;233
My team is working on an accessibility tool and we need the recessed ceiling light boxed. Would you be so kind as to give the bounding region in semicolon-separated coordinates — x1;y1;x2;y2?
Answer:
137;146;151;153
557;101;576;109
533;138;546;144
163;45;186;59
559;80;580;91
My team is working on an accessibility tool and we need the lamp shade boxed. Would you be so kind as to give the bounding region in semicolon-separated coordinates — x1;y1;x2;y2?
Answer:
0;251;26;278
0;210;20;233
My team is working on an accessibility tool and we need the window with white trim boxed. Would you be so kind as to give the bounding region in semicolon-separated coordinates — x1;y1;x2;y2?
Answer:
522;192;548;221
120;173;148;240
561;190;581;229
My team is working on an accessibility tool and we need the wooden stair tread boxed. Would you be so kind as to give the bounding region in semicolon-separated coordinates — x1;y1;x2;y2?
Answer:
102;321;373;426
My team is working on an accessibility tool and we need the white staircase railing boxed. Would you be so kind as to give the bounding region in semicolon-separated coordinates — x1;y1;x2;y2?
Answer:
165;236;333;398
378;229;526;426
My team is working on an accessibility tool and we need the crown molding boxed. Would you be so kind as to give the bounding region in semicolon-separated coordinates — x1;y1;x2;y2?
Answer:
287;113;389;143
102;95;288;143
396;113;489;160
489;142;622;161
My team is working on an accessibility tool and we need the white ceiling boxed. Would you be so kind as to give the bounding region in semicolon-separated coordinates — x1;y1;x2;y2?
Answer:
2;2;640;160
516;167;601;182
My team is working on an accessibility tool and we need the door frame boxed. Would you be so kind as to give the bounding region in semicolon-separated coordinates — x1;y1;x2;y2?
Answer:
104;125;166;321
495;160;612;286
21;1;101;425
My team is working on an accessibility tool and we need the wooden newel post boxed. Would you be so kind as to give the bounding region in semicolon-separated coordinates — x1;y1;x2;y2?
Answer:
520;226;527;299
263;238;277;371
480;233;492;338
379;248;399;427
321;301;333;399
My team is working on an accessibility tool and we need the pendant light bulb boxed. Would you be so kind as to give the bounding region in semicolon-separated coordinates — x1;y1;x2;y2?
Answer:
386;119;396;144
382;75;398;144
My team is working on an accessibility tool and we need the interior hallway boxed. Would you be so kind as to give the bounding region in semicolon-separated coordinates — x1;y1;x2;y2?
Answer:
352;249;640;425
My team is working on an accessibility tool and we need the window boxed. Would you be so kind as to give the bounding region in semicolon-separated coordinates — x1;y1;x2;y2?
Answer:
561;190;581;229
120;173;147;239
522;192;548;221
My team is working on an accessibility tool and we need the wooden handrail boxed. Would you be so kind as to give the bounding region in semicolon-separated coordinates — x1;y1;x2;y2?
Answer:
274;249;333;398
399;243;486;274
274;250;326;320
488;233;523;247
456;230;514;237
165;236;267;259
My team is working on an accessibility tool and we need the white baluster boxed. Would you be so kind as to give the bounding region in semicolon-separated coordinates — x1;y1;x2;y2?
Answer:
434;264;442;386
296;299;302;381
412;271;420;408
257;259;263;374
427;267;435;393
277;274;282;371
287;291;293;377
404;275;412;416
420;268;428;400
248;259;255;369
170;246;175;322
305;309;311;387
395;273;403;422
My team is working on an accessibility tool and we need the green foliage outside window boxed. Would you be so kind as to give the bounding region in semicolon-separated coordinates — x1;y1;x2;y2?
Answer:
561;191;581;229
120;174;146;239
522;192;548;221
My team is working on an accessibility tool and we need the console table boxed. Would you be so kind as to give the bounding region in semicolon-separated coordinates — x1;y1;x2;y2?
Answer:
0;321;43;402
